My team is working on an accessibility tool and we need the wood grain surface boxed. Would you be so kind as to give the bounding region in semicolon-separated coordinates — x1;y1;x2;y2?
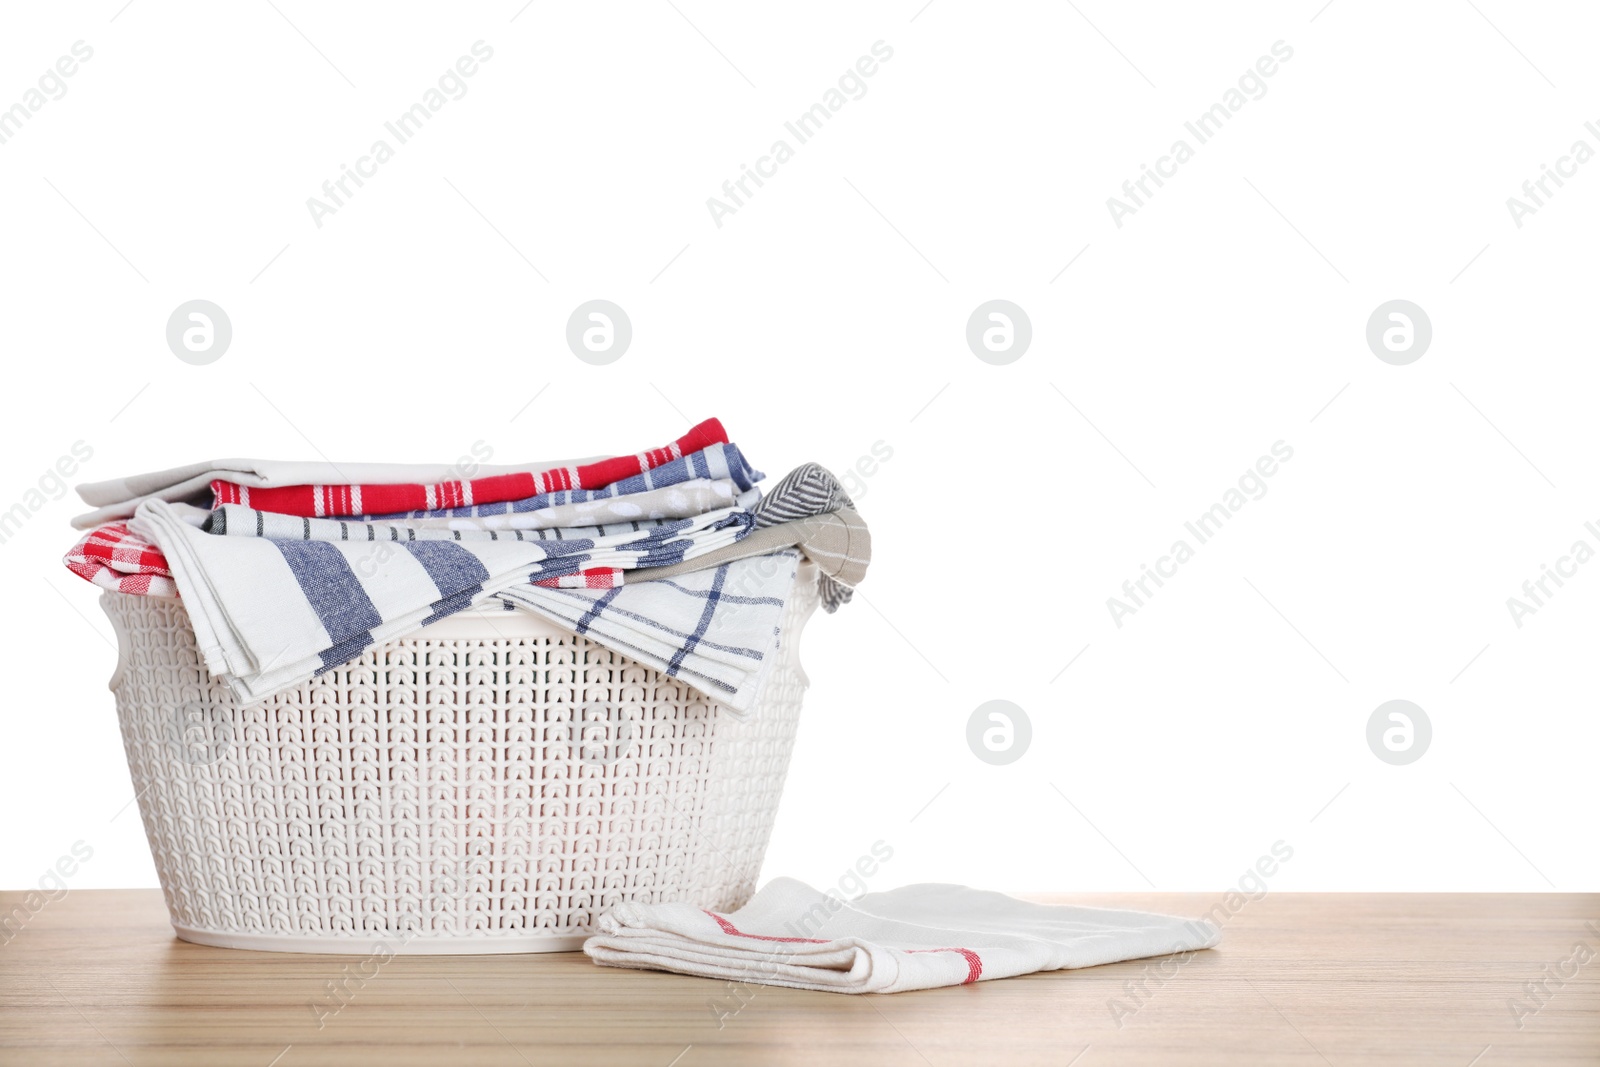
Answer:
1;889;1596;1065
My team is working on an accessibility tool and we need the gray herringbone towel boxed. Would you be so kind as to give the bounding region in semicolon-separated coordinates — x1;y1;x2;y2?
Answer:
752;463;855;528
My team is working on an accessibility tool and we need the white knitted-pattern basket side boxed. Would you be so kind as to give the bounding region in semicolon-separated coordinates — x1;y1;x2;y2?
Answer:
103;563;818;954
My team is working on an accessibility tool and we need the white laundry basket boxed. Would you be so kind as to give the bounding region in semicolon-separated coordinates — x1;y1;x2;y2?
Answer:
101;560;819;954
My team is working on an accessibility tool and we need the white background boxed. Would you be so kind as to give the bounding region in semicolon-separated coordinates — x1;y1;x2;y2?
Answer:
3;1;1596;895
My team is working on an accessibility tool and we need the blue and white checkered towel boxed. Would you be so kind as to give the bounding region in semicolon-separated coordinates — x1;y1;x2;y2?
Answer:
497;550;804;713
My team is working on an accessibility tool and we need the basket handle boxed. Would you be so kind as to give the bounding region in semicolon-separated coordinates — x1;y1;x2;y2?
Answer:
100;593;132;693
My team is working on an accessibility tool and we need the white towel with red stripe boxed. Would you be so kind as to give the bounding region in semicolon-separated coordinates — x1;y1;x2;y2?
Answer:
71;419;732;529
69;454;592;529
583;877;1220;994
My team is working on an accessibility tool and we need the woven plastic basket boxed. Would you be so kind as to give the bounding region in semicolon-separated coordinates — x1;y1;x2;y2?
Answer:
101;560;819;954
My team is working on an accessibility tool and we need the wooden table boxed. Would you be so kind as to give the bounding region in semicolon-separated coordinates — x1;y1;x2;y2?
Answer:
2;890;1595;1065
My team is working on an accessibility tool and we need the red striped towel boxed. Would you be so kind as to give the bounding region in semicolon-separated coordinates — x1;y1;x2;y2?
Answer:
210;418;729;518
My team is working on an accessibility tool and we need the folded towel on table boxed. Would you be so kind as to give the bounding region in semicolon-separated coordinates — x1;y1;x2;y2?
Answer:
130;498;755;704
71;418;729;528
584;877;1220;994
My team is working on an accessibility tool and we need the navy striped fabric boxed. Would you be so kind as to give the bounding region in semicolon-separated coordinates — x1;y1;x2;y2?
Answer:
401;541;493;626
270;540;384;674
496;550;802;711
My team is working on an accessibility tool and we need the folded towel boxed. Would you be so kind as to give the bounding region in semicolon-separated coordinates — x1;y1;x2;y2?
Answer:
489;466;870;606
63;522;178;598
70;454;597;528
639;463;867;612
396;478;743;531
373;443;760;521
130;498;754;703
71;513;801;712
64;480;750;598
584;877;1220;994
640;506;869;613
748;462;855;528
210;418;729;519
70;419;728;528
70;455;871;712
499;551;804;712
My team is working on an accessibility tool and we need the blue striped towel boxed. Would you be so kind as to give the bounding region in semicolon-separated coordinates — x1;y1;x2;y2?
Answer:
131;499;758;704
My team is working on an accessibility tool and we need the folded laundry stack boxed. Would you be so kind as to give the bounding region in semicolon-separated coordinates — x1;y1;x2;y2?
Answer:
65;418;870;711
68;421;1218;991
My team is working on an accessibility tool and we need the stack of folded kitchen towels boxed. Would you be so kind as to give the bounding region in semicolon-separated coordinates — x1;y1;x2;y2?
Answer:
64;418;869;710
63;417;1217;992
